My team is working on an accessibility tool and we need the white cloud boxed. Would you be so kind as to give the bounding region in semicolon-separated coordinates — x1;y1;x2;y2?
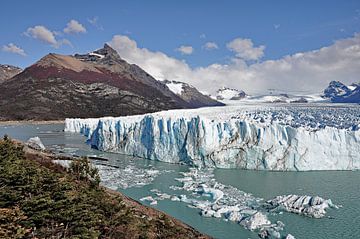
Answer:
200;33;206;39
25;25;72;48
88;16;104;30
226;38;265;61
109;34;360;95
59;39;73;48
2;43;26;56
109;35;193;82
64;20;87;34
26;25;57;45
274;24;281;30
203;42;219;50
176;45;194;55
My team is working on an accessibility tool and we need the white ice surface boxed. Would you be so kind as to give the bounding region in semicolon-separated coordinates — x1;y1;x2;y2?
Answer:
65;103;360;171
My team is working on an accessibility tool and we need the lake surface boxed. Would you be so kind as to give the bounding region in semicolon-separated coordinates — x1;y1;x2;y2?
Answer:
1;123;359;239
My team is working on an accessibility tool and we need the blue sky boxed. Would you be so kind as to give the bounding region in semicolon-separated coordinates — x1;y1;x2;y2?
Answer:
1;0;360;93
1;0;359;68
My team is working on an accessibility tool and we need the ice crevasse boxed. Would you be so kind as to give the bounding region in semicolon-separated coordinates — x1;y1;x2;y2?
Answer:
65;105;360;171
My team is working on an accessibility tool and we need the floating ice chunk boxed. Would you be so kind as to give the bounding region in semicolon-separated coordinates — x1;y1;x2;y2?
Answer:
170;196;181;201
265;195;338;218
175;177;193;182
155;192;172;200
286;234;296;239
26;137;46;150
146;169;159;175
198;184;224;203
140;196;157;205
226;211;243;222
240;212;271;231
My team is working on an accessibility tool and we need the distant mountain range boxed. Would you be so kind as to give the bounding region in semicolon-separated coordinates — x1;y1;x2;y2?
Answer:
0;64;22;83
163;80;223;108
1;45;358;122
322;81;360;103
0;44;222;120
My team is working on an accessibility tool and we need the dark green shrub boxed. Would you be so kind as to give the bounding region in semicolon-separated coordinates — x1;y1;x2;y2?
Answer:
69;157;100;187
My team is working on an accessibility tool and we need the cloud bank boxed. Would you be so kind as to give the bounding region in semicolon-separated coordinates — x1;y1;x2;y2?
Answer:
26;26;57;45
2;43;26;56
64;20;87;34
25;25;72;48
226;38;265;61
109;34;360;94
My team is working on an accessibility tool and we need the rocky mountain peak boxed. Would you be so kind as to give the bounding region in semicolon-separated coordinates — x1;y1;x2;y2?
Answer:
74;43;123;65
323;81;351;99
94;44;121;60
322;80;360;103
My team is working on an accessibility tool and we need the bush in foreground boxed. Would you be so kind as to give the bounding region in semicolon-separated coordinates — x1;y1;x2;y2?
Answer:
0;136;206;239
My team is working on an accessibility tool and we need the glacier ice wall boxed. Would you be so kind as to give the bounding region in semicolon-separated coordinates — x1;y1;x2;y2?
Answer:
65;106;360;171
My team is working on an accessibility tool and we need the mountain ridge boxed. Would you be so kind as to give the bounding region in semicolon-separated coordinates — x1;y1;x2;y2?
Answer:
322;80;360;103
0;44;222;120
0;64;22;83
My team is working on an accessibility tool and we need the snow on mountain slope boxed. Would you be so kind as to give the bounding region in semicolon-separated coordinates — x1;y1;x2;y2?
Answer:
65;103;360;171
347;84;358;91
216;87;246;100
165;81;184;95
162;80;224;108
322;81;360;103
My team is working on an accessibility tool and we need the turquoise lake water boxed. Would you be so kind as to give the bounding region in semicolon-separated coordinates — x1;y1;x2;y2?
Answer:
1;123;359;239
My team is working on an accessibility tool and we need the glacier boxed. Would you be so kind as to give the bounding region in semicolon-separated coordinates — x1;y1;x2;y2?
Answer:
65;103;360;171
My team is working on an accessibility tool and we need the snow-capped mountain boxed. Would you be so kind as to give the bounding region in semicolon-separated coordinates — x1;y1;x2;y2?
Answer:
242;94;310;104
215;87;246;100
322;80;360;103
323;81;352;98
163;80;224;108
0;64;22;83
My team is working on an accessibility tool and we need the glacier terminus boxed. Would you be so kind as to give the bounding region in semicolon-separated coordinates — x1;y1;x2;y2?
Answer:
65;103;360;171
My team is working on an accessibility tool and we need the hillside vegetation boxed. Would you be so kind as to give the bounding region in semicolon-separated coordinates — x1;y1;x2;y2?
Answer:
0;136;208;239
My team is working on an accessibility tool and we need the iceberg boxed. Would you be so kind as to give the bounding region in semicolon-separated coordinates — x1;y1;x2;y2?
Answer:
167;167;307;238
265;194;338;218
26;137;46;151
65;104;360;171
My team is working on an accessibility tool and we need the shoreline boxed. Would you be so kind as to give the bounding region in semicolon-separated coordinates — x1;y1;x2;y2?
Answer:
20;142;210;238
0;120;64;126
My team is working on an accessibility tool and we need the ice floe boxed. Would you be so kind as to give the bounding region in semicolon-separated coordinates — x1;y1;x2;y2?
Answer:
264;195;338;218
164;168;335;238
